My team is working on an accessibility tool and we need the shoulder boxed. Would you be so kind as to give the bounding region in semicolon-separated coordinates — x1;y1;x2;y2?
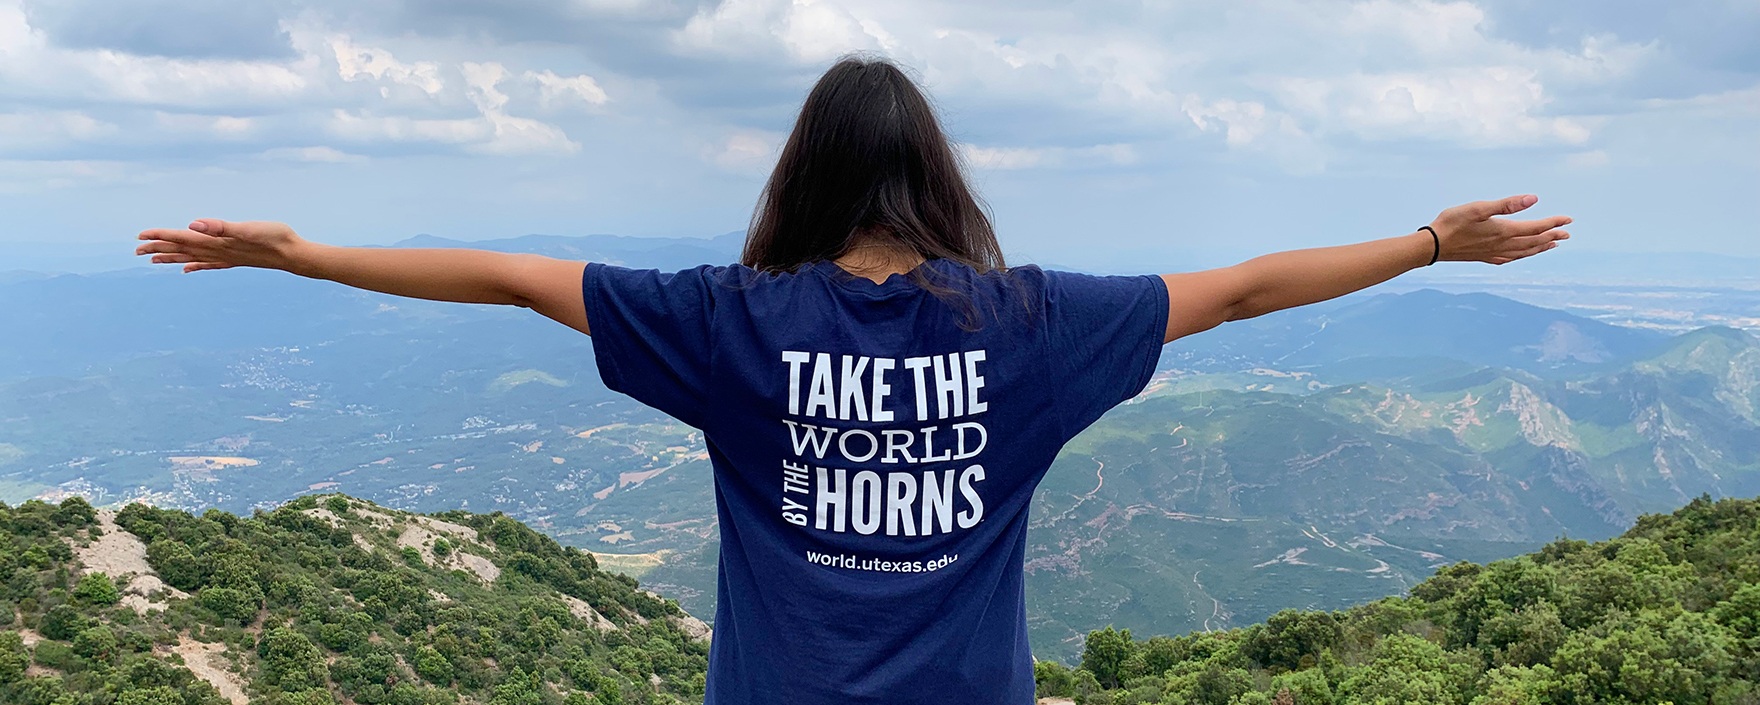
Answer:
920;259;1049;289
1036;268;1165;292
584;262;752;290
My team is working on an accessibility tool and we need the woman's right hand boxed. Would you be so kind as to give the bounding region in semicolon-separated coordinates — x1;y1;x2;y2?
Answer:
135;219;311;274
1430;195;1573;265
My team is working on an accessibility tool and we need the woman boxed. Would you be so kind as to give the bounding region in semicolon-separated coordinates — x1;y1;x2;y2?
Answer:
136;57;1570;704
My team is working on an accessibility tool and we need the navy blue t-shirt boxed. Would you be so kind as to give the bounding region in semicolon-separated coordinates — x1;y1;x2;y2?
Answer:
582;258;1167;704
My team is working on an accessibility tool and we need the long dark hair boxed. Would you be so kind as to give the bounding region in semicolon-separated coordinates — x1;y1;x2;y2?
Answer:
741;55;1005;278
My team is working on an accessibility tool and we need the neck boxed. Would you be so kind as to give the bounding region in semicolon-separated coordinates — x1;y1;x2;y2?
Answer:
833;240;924;284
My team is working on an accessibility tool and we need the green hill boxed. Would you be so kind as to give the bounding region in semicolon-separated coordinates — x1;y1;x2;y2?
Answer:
0;494;709;705
1038;494;1760;704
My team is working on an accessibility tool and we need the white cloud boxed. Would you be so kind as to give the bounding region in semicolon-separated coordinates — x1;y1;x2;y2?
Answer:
674;0;886;61
327;110;489;145
153;112;257;138
463;62;581;156
0;5;596;165
471;113;580;156
331;34;445;96
1564;149;1610;168
1271;69;1592;147
959;143;1138;171
0;159;131;192
656;0;1669;162
260;146;367;163
960;145;1045;171
81;51;313;107
0;110;116;148
462;62;513;113
526;70;610;107
707;130;783;171
0;0;1720;176
322;63;579;157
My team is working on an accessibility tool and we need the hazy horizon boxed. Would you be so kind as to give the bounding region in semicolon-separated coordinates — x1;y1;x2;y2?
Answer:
11;229;1760;290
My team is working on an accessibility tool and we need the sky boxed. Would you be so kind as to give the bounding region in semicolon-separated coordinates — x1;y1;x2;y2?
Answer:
2;0;1757;273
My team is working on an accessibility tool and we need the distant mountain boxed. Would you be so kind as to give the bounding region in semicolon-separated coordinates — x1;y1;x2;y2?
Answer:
1409;249;1760;287
1169;289;1670;381
0;494;710;704
1635;326;1760;422
0;270;51;285
389;231;744;271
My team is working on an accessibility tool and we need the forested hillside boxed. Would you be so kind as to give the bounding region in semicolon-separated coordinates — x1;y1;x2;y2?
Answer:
1040;494;1760;704
6;491;1759;704
0;494;710;705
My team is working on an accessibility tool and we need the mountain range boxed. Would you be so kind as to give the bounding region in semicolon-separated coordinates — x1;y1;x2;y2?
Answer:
4;233;1758;661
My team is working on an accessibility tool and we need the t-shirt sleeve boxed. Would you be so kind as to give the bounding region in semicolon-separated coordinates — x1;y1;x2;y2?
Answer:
581;263;721;429
1040;269;1169;437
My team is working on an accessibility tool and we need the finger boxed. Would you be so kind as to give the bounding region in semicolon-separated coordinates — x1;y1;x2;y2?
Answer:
1472;194;1539;219
138;228;206;245
183;262;234;273
1508;240;1560;262
1505;229;1570;250
189;218;229;237
151;254;197;264
1511;215;1572;237
135;240;188;255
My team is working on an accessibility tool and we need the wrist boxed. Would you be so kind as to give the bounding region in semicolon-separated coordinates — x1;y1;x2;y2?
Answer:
1406;230;1434;268
1421;224;1445;266
284;240;329;278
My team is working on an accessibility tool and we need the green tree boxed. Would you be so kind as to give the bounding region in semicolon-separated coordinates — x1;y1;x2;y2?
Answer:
413;645;454;685
72;572;120;605
52;497;96;527
1714;583;1760;640
144;539;203;591
1081;626;1134;689
1267;667;1333;705
1470;665;1560;705
1161;660;1253;705
259;627;330;693
0;631;27;684
1336;634;1469;705
1477;602;1567;667
38;604;87;640
489;668;543;705
1034;660;1077;699
1551;609;1735;704
1243;609;1343;672
199;586;261;622
72;626;119;661
116;686;183;705
11;675;77;705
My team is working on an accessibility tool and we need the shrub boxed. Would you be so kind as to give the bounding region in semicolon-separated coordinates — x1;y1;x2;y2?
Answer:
38;604;87;641
71;573;119;606
71;626;118;661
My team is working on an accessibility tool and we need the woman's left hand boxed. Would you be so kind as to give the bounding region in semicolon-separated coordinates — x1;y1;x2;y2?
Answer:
1430;195;1573;266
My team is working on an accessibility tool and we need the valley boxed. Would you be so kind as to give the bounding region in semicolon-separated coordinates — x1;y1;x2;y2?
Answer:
5;234;1760;663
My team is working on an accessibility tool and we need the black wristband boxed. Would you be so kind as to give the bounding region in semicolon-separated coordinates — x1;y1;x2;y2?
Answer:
1419;226;1440;266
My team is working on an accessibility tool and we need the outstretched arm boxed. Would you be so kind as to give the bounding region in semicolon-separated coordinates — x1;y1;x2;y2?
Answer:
1159;194;1572;344
135;219;592;336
